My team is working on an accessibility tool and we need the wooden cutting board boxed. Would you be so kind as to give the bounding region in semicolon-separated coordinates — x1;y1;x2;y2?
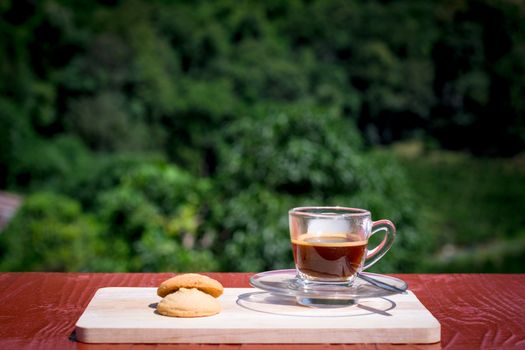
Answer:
75;287;440;344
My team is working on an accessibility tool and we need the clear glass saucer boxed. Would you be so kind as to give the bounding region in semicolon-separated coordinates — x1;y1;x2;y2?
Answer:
249;269;407;307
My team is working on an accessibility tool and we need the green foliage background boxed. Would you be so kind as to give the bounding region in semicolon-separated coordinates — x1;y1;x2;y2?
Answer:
1;0;524;272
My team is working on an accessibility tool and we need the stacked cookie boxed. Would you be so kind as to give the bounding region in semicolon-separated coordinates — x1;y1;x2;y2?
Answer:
156;273;224;318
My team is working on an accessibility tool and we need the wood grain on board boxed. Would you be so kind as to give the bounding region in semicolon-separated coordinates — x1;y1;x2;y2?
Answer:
75;287;440;344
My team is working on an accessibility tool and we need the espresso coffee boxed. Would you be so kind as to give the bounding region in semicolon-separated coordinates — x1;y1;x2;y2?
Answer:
292;233;367;280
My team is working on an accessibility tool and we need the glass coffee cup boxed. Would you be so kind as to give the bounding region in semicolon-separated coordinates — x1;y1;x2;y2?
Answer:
289;206;396;285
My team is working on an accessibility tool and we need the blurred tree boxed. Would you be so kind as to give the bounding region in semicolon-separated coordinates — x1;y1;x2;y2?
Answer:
213;105;425;272
216;104;363;195
432;0;525;155
0;192;102;271
94;162;217;272
1;0;524;273
7;135;93;192
0;98;33;188
282;0;438;144
215;185;294;272
65;91;152;151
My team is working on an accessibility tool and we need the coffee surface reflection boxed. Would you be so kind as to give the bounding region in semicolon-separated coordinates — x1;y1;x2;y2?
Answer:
292;233;367;280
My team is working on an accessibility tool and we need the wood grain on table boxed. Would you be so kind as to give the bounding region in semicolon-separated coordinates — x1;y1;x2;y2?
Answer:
0;273;524;349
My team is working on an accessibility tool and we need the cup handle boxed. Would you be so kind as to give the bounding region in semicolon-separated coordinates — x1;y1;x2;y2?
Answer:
363;219;396;270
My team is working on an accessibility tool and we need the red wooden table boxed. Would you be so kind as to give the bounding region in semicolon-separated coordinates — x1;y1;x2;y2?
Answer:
0;273;524;349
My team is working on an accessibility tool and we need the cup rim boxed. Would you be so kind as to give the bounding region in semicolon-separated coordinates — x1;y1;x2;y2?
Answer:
289;206;371;218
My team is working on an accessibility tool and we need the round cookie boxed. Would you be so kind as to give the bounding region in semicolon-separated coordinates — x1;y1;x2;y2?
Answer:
157;273;223;298
156;288;221;317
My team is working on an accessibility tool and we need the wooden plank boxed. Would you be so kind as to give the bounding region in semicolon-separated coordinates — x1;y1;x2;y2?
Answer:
75;287;440;344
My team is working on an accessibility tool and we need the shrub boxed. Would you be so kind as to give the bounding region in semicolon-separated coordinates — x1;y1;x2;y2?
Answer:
0;192;102;271
213;105;425;272
94;162;216;272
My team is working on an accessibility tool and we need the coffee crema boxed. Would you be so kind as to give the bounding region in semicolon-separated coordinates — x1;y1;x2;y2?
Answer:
292;233;367;280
